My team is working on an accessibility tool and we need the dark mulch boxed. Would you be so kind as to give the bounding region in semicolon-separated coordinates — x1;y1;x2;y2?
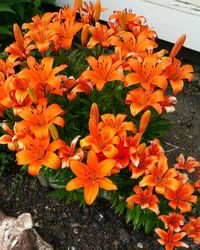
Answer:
0;66;199;250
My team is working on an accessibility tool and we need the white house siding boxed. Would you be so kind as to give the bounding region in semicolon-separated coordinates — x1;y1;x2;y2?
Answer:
56;0;200;52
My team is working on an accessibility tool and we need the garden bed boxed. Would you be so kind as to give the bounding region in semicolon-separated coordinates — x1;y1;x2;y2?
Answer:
0;67;199;250
0;1;200;249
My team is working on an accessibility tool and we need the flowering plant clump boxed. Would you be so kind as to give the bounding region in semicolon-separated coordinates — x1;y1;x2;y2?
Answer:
0;0;199;249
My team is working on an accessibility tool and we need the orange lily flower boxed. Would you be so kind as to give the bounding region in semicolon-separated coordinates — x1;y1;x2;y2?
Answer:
109;10;144;32
81;55;124;91
55;17;83;50
19;56;67;95
164;182;197;213
165;58;193;94
160;95;177;113
87;22;120;48
22;13;58;53
127;132;145;167
113;132;146;173
57;5;77;22
139;155;180;195
159;213;184;232
4;76;32;115
58;135;84;169
155;227;189;250
182;217;200;245
18;98;64;139
125;87;165;116
82;1;107;23
129;138;164;179
146;138;164;158
99;113;136;137
0;82;12;114
80;103;120;158
130;150;158;179
4;24;34;61
67;78;94;100
176;172;189;185
115;31;157;57
126;186;160;215
0;123;18;151
16;136;64;176
112;139;132;172
128;22;156;39
66;150;117;205
125;54;171;90
194;171;200;193
174;154;200;173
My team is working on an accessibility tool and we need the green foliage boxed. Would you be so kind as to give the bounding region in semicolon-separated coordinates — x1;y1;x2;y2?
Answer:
41;166;86;206
109;190;162;233
0;149;13;177
145;113;173;140
49;188;85;207
0;0;55;50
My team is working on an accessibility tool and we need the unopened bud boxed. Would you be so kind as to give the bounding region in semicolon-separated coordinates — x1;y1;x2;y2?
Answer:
94;0;101;22
49;123;59;140
13;23;24;52
121;12;127;31
81;24;89;47
90;103;99;125
139;110;151;133
77;0;82;9
27;87;37;104
170;34;186;59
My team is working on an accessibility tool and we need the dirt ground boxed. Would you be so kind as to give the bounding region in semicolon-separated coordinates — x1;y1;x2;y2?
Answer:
0;65;199;250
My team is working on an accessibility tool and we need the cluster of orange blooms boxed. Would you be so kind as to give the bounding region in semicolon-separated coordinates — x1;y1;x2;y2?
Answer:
0;0;199;249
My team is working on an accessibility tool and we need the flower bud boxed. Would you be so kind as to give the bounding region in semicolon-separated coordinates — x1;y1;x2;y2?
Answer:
27;87;37;104
81;24;89;47
13;23;24;52
121;12;127;31
139;110;151;133
77;0;82;9
49;123;59;140
94;0;101;22
170;34;186;59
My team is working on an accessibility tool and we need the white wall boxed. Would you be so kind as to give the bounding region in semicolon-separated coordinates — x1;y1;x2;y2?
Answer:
56;0;200;52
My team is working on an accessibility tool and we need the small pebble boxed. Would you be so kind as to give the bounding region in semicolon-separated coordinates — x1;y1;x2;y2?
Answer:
33;209;37;214
70;246;76;250
73;228;79;234
137;242;143;249
99;213;104;219
35;222;39;227
70;223;81;228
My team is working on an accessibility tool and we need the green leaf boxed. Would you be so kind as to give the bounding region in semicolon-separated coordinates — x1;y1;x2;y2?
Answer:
42;0;55;5
48;189;68;199
15;4;25;20
144;217;155;233
0;25;12;35
34;0;42;8
0;0;32;5
0;4;16;14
